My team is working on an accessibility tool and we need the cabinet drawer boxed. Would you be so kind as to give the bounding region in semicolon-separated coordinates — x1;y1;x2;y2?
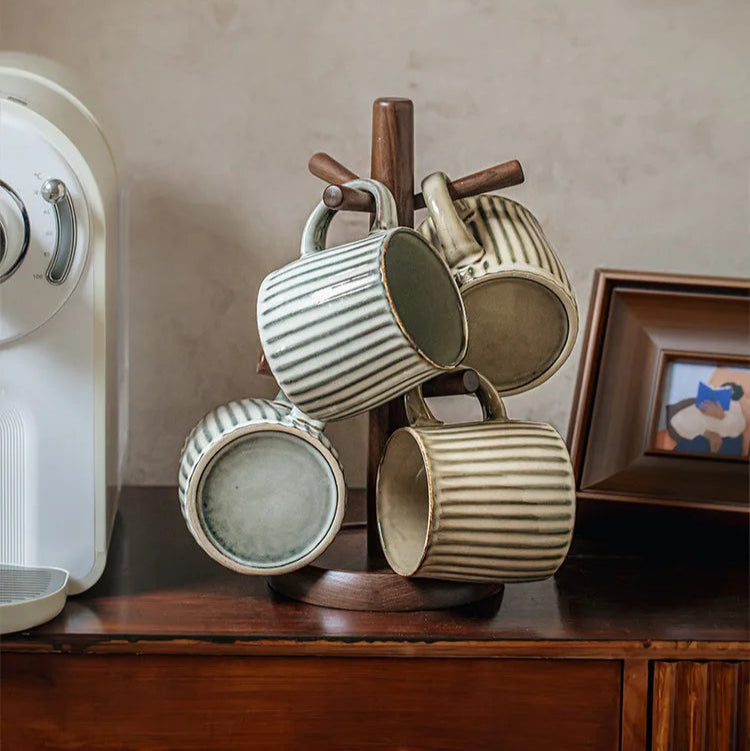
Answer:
652;661;750;751
1;654;621;751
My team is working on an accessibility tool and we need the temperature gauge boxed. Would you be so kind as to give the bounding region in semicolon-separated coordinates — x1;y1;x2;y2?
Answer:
41;178;76;284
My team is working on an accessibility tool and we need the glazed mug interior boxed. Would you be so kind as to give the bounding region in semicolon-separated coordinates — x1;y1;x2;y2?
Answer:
381;229;466;368
377;373;507;577
460;272;570;391
301;178;467;370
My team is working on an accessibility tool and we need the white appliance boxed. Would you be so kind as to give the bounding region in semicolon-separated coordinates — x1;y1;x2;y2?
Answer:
0;54;126;634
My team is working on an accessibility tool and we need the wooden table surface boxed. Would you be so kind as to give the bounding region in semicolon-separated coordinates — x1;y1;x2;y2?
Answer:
2;486;748;659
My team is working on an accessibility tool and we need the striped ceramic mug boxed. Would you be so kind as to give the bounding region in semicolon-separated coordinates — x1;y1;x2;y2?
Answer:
418;172;578;396
257;179;468;422
376;372;576;583
178;394;346;575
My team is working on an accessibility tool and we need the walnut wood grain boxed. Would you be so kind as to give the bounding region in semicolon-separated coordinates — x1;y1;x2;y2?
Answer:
652;661;750;751
308;152;359;184
421;368;480;398
569;270;750;475
581;288;749;504
366;97;414;568
653;662;677;751
269;568;502;611
0;655;621;751
621;660;649;751
416;159;525;208
321;158;525;212
568;270;750;514
369;97;415;228
323;183;373;211
1;487;747;657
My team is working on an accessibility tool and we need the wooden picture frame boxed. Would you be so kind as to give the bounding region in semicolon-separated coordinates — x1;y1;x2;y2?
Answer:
568;270;750;515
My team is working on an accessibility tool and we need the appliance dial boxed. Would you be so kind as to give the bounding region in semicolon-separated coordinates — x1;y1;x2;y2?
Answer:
0;179;30;282
0;99;90;345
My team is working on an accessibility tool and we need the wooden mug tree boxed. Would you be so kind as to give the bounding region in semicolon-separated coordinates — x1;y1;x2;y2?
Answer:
261;98;525;611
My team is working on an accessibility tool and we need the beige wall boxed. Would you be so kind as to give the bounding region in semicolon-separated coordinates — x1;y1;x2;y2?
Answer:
2;0;748;487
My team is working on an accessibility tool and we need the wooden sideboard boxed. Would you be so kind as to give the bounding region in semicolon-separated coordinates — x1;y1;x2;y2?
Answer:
2;487;748;751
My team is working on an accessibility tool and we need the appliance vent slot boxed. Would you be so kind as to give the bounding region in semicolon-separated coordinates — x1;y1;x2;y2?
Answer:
0;404;25;564
0;565;62;603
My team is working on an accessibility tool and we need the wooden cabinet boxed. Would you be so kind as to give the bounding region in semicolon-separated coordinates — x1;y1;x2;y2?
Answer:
1;488;747;750
2;656;622;751
652;662;749;751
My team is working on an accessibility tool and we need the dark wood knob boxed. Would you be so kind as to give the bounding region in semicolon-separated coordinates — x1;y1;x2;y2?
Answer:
322;184;373;212
422;369;480;398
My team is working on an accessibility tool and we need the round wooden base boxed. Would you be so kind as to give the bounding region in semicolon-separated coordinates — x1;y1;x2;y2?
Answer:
269;566;503;611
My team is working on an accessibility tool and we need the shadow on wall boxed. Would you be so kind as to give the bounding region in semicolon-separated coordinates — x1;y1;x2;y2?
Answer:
124;177;271;483
123;176;370;487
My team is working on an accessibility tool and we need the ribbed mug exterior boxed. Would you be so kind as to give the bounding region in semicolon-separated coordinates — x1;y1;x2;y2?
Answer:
257;179;467;422
377;374;576;583
179;396;346;575
417;172;578;396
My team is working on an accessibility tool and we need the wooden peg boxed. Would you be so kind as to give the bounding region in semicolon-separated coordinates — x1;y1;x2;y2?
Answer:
308;152;358;185
322;159;525;212
422;369;480;398
415;159;525;209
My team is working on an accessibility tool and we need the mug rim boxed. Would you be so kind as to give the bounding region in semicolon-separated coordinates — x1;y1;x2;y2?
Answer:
379;227;469;371
183;421;346;575
376;425;435;577
451;271;579;396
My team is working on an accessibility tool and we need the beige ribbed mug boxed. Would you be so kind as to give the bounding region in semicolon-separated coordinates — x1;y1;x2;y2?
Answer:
376;373;576;583
418;172;578;396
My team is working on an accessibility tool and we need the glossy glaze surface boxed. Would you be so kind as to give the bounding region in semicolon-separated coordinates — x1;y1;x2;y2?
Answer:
258;179;467;422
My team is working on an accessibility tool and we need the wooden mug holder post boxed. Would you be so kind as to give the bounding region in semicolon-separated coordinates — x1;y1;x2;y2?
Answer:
265;98;525;611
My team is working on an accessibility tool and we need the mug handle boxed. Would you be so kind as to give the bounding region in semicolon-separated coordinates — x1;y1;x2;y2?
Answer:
421;171;485;268
300;178;399;257
404;370;507;428
273;391;326;433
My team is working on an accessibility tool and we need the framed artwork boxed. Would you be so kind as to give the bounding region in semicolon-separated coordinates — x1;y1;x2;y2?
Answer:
568;270;750;514
649;353;750;461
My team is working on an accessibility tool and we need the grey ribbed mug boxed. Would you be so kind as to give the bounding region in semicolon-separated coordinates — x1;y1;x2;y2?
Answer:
376;372;576;583
178;394;346;575
257;179;468;422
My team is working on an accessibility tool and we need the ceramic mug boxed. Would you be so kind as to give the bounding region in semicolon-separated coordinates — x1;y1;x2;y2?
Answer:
257;178;468;422
418;172;579;396
179;395;345;575
376;372;575;583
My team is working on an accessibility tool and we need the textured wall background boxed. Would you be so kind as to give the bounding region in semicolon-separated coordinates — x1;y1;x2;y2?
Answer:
2;0;748;486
